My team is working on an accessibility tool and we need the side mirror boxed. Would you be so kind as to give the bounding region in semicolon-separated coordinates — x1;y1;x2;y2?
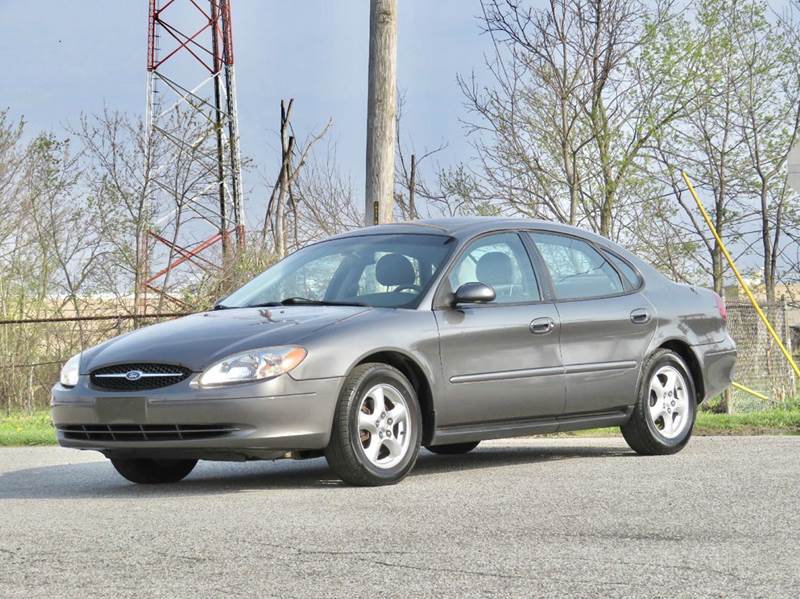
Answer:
454;282;495;305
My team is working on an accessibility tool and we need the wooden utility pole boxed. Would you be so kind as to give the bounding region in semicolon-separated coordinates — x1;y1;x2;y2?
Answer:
365;0;398;225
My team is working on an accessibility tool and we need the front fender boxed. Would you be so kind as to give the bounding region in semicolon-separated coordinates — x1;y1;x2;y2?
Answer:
289;309;442;389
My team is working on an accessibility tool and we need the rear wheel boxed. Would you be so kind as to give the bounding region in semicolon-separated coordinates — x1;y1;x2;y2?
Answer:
621;349;696;455
325;363;422;486
425;441;480;455
110;457;197;484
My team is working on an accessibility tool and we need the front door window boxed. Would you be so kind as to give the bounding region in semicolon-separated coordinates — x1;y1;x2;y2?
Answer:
448;233;540;303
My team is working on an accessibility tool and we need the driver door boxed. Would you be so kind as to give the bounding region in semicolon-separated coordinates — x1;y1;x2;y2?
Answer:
433;232;565;427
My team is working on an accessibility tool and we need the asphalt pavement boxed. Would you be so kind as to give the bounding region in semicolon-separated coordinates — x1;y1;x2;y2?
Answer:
1;436;798;598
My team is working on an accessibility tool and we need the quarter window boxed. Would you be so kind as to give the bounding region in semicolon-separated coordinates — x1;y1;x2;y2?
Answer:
529;232;624;299
603;251;641;289
449;233;540;303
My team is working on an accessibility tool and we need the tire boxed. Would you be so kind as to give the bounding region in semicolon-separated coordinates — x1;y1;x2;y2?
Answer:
325;363;422;486
621;349;697;455
425;441;480;455
110;457;198;484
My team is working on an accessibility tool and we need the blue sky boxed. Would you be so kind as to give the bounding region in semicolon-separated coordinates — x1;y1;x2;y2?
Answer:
0;0;496;215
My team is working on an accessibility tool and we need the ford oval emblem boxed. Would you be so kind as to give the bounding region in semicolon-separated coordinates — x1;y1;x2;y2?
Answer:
125;370;144;381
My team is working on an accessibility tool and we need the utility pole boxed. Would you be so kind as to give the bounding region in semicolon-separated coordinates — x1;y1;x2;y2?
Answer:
365;0;398;226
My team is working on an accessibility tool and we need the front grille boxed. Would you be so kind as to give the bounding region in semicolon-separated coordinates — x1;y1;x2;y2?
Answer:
56;424;239;442
90;363;192;391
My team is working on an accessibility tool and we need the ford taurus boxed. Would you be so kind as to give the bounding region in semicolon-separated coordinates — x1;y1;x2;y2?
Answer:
52;218;737;486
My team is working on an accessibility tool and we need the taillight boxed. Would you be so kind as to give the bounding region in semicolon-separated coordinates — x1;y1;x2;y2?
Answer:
713;292;727;321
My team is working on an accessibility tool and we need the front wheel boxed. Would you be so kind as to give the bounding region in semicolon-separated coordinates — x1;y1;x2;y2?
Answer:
621;349;696;455
325;363;422;486
110;457;198;484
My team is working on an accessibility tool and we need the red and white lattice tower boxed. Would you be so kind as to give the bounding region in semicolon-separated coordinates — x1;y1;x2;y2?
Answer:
141;0;244;312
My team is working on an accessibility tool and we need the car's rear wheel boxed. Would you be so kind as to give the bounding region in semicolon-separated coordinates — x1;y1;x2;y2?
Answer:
110;457;198;484
621;349;696;455
325;363;422;486
425;441;480;455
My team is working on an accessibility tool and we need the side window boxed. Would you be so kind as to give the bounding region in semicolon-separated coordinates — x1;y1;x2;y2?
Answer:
529;232;624;299
449;233;540;303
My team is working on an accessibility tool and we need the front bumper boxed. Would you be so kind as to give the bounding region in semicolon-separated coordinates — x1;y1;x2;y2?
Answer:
51;373;343;460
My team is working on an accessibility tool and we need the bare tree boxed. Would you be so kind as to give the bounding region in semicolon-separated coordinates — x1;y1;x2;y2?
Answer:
648;0;800;297
393;94;450;220
733;2;800;303
460;0;697;239
72;111;158;315
291;142;362;244
262;99;332;259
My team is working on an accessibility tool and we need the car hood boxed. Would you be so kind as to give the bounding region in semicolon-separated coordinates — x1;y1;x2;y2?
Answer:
81;306;371;373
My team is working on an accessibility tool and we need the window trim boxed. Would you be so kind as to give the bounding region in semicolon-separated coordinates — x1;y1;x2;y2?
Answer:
432;230;549;310
521;229;645;303
598;246;644;292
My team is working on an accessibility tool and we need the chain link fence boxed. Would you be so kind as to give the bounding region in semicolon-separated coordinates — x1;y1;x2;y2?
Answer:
725;299;796;412
1;301;796;414
0;313;188;414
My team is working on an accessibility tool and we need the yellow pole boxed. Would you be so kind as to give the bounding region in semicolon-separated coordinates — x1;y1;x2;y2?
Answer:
681;171;800;378
731;381;771;402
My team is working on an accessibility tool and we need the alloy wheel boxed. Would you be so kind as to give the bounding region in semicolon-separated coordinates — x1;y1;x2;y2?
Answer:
648;365;690;439
357;383;412;469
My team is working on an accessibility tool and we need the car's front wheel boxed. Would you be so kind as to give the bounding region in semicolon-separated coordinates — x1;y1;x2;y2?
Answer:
325;363;422;486
110;457;198;484
621;349;696;455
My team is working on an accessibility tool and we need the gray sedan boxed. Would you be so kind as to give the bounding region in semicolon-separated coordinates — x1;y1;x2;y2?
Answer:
52;218;736;486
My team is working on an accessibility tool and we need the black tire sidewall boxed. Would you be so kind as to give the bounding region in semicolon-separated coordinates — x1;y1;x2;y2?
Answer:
110;457;197;484
425;441;480;455
344;366;422;482
641;352;696;449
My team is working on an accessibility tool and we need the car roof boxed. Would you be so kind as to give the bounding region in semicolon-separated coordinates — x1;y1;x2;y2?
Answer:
332;216;601;242
329;216;658;276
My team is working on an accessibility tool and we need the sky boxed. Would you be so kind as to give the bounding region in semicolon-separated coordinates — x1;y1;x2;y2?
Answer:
0;0;498;223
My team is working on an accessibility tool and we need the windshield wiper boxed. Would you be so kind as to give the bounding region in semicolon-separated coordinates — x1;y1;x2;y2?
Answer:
246;297;367;307
242;301;282;308
237;298;367;309
279;297;367;307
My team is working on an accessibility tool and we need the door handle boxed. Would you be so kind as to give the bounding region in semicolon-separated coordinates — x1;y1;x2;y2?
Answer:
630;308;650;324
530;317;555;335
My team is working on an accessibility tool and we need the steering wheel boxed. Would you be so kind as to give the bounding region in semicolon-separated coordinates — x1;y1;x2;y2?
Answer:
394;284;421;294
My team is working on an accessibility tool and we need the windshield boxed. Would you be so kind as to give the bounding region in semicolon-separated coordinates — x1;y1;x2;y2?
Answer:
219;234;455;309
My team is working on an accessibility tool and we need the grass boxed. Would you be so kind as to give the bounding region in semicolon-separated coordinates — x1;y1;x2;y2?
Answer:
1;406;800;446
558;407;800;437
694;409;800;435
0;411;56;446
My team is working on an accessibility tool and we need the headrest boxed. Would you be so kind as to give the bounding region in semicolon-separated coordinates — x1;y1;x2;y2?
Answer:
375;253;416;287
476;251;513;287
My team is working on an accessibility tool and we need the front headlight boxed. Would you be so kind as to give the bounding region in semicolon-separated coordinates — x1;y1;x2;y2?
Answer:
60;353;81;387
198;346;307;387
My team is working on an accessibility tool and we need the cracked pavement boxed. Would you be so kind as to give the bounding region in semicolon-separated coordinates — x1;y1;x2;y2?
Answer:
1;436;799;598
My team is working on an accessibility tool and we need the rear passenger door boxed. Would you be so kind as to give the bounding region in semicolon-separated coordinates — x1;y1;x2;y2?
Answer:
526;231;656;415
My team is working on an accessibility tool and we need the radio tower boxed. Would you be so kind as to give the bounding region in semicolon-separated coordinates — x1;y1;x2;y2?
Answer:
140;0;244;313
